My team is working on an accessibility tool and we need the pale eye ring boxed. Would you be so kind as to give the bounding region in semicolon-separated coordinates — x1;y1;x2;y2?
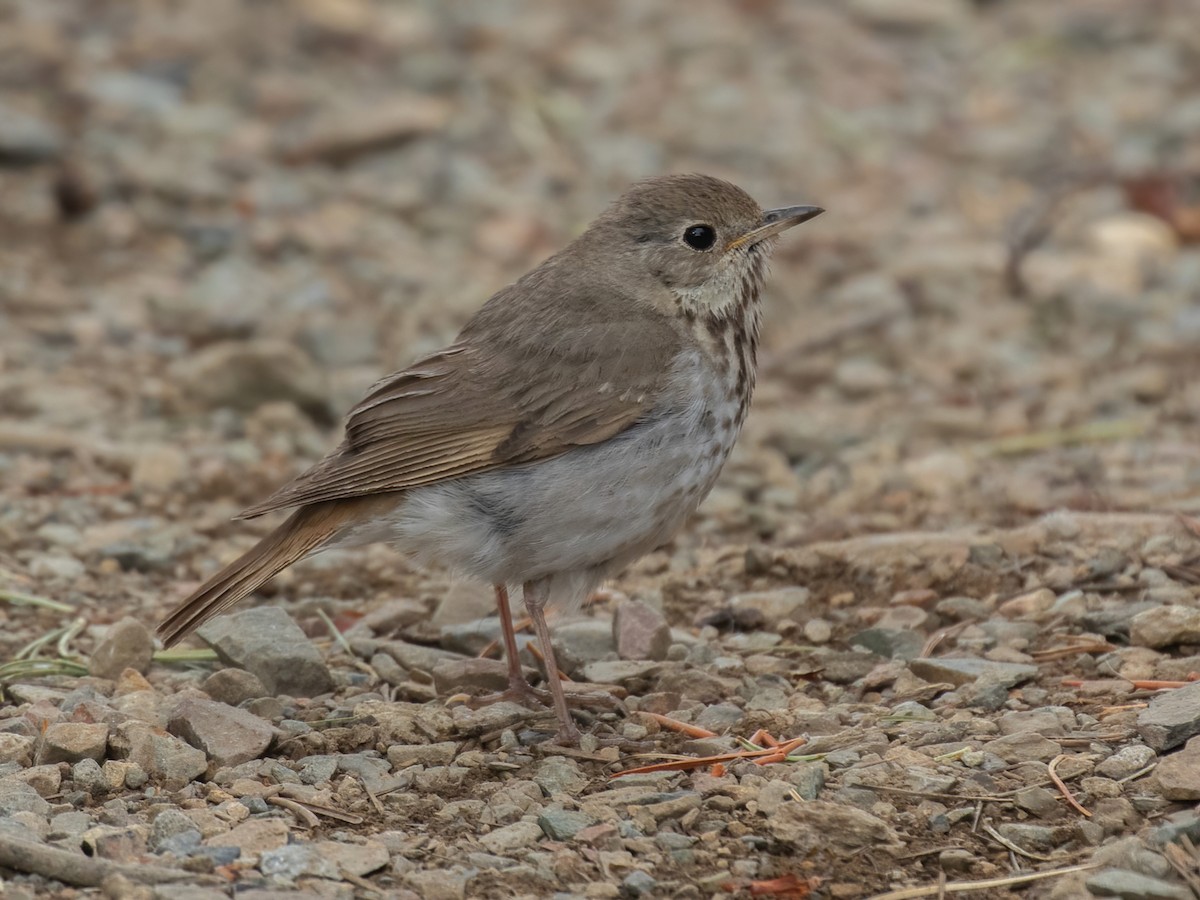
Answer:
682;224;717;251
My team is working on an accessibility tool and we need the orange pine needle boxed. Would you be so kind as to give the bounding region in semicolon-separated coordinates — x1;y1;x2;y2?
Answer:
641;712;717;738
477;617;533;659
710;762;726;777
611;734;807;778
1048;754;1091;817
526;641;572;681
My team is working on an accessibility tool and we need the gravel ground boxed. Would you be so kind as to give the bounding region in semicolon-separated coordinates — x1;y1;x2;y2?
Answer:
3;1;1200;898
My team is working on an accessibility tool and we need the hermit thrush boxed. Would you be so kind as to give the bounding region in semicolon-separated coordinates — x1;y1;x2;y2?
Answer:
159;174;822;743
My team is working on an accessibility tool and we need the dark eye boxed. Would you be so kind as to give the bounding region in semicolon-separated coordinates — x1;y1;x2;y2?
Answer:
682;224;717;251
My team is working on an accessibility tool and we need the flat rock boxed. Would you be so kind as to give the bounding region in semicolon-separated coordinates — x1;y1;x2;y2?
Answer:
533;757;587;796
204;817;289;860
113;722;208;790
201;668;268;706
198;606;334;697
432;657;511;695
168;696;274;769
579;660;661;687
172;339;331;422
767;801;901;854
1138;682;1200;751
553;620;617;673
37;722;109;764
1130;605;1200;649
388;742;459;769
89;617;155;679
909;656;1038;688
614;600;671;661
1086;868;1191;900
537;809;596;841
1098;746;1157;780
1152;736;1200;800
729;587;811;622
480;819;544;855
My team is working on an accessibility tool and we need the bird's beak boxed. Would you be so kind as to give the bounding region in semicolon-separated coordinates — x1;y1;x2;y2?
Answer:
726;205;824;251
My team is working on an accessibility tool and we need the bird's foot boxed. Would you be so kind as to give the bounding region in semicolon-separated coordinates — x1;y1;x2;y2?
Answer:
466;674;551;710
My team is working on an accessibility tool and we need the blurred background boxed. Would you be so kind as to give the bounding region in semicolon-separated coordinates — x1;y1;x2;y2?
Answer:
1;0;1199;618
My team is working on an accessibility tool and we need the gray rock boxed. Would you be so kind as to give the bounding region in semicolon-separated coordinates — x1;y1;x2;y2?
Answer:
850;627;924;660
297;754;339;785
729;587;810;622
553;620;618;673
112;723;207;790
198;606;334;697
787;763;827;800
1098;745;1157;780
987;732;1062;762
388;742;459;770
49;811;94;840
480;819;543;855
1130;606;1200;649
1085;868;1191;900
201;668;268;706
0;780;51;817
1137;682;1200;751
614;600;671;661
432;582;497;627
579;659;661;687
1013;786;1060;818
1092;836;1172;879
909;656;1037;688
621;870;658;897
0;104;62;165
996;707;1076;736
71;758;108;795
168;696;274;769
439;617;511;656
354;638;466;675
995;822;1069;851
1152;735;1200;800
432;657;510;695
694;702;744;732
533;757;587;796
338;752;400;794
768;801;900;854
89;619;156;681
37;722;108;764
537;809;595;840
0;735;33;766
172;339;331;423
150;808;203;853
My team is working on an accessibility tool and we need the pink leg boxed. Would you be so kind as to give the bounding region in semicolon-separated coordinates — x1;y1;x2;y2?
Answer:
523;578;581;745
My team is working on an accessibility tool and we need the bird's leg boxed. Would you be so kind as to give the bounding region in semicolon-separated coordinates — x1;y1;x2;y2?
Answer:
494;583;543;704
524;578;581;745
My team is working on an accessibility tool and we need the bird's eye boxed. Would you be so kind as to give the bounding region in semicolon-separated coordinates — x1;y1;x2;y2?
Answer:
682;224;717;251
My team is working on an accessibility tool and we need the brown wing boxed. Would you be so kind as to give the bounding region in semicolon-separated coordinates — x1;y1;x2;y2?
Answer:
238;277;682;519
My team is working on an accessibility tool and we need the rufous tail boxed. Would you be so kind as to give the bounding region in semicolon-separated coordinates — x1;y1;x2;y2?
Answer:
157;501;356;647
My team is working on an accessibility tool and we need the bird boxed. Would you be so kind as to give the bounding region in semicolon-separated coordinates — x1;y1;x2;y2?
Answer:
158;174;823;744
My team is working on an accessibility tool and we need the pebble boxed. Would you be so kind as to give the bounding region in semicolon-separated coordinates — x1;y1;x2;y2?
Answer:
768;801;899;854
0;103;63;164
89;618;155;679
172;339;332;423
201;668;269;706
198;606;335;697
909;657;1038;688
730;587;811;622
1151;736;1200;800
1130;606;1200;649
150;808;203;853
1085;868;1191;900
480;819;544;855
553;620;618;672
113;723;207;790
533;757;587;796
388;742;459;770
1137;682;1200;751
432;657;510;694
621;871;658;897
613;600;671;661
1098;746;1157;780
204;817;289;861
37;722;109;765
537;808;596;840
168;696;274;769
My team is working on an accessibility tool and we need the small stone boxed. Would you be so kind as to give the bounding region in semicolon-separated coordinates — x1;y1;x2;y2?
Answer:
987;732;1062;763
201;669;268;706
150;808;203;853
1013;786;1060;818
1130;606;1200;649
197;606;335;697
849;628;923;660
432;657;510;695
804;619;833;643
553;620;618;673
388;742;459;770
113;723;207;790
621;870;658;897
404;867;474;900
1085;868;1191;900
479;819;543;855
90;618;155;679
168;696;274;769
909;657;1037;688
1092;836;1172;879
996;707;1076;736
1138;682;1200;751
768;801;900;854
0;735;33;766
537;809;595;840
0;780;50;817
533;757;587;796
1152;736;1200;800
730;588;810;622
39;723;109;765
29;553;85;581
68;758;106;796
1098;746;1157;780
204;817;289;859
614;600;671;661
172;339;331;422
0;104;63;164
